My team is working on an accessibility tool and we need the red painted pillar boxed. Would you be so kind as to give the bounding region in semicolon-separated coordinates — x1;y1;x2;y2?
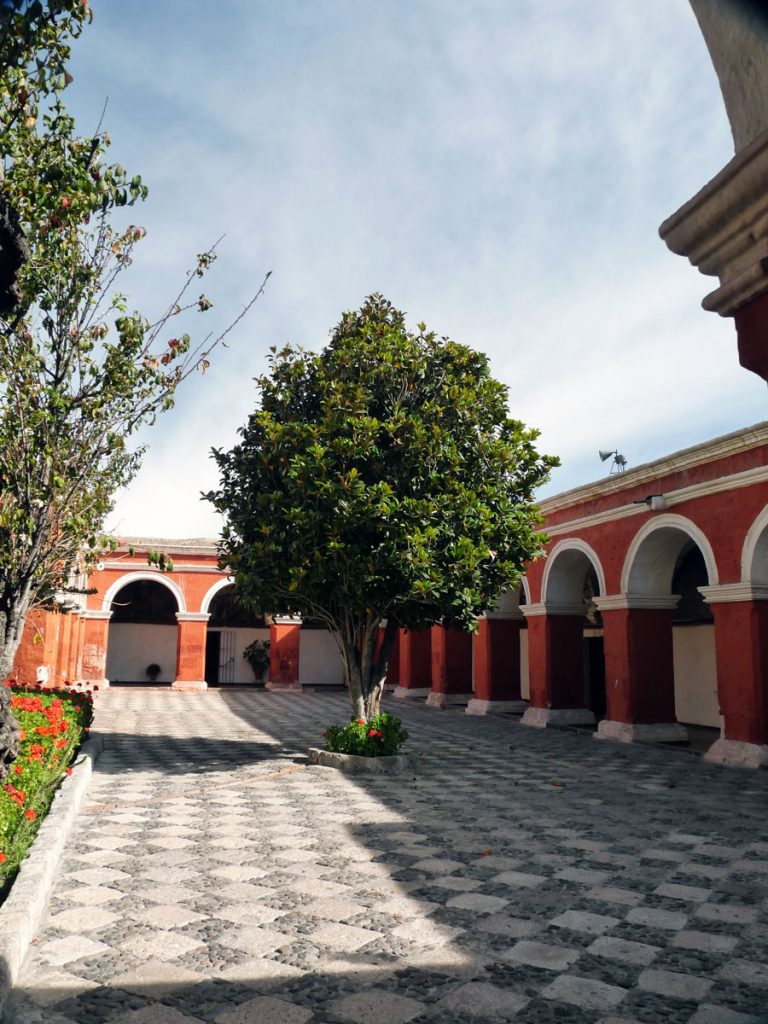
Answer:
79;611;111;689
427;625;473;708
56;612;74;687
393;628;432;699
595;600;687;743
173;613;209;692
467;617;526;715
700;586;768;767
266;616;302;691
520;605;595;727
68;614;83;684
384;628;400;688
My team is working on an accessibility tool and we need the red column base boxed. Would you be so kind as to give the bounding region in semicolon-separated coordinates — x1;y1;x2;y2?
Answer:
521;706;595;728
595;720;687;744
703;737;768;769
172;679;207;692
466;698;527;715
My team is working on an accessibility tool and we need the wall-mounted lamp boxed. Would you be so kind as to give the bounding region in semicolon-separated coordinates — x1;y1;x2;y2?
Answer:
598;449;627;474
632;494;668;511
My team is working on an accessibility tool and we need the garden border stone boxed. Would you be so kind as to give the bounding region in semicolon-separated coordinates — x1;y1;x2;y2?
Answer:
307;746;418;774
0;734;103;1022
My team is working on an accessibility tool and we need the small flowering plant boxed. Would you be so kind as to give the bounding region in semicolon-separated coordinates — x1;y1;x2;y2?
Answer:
323;711;408;758
0;684;94;901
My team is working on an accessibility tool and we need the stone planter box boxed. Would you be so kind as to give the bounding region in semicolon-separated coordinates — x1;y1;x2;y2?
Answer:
307;747;418;774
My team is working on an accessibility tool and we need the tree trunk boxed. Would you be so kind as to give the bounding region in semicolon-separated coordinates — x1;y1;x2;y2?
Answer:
0;599;29;780
337;616;398;721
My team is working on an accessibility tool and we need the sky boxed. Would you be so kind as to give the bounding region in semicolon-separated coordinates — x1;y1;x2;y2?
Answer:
62;0;767;539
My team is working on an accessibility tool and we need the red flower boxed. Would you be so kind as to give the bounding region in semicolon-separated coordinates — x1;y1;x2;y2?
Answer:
65;767;72;776
356;719;365;725
14;765;23;776
19;729;25;740
0;852;5;864
25;809;36;821
55;738;67;749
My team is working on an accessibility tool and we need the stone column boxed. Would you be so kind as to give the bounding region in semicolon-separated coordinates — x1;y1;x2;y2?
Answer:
520;603;595;727
467;615;527;715
173;612;210;692
393;628;432;699
426;625;473;708
79;610;112;689
594;596;687;744
700;584;768;768
266;615;302;691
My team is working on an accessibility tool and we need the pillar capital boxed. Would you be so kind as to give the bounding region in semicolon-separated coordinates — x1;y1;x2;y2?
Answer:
699;583;768;604
81;609;113;620
175;612;210;623
521;601;584;618
593;594;680;611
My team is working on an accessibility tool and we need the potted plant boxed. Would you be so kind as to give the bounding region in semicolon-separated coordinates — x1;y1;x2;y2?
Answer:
145;663;161;683
242;639;270;682
307;711;417;774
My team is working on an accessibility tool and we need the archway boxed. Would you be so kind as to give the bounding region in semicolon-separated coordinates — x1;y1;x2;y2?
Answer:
623;515;719;735
542;541;607;720
106;577;181;685
202;583;267;686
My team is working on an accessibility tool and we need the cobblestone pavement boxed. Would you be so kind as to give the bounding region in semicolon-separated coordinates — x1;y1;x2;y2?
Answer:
6;687;768;1024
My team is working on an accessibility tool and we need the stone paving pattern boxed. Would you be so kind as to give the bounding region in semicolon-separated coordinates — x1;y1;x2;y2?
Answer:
6;688;768;1024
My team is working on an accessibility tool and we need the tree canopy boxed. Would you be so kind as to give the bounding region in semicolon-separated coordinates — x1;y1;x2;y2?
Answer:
207;295;558;718
0;0;266;774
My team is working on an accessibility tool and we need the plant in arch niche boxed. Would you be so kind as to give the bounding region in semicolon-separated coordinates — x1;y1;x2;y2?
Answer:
206;295;558;727
242;639;270;680
0;0;269;778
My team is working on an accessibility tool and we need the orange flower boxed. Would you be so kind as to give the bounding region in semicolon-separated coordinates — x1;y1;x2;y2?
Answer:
24;809;36;821
0;852;6;864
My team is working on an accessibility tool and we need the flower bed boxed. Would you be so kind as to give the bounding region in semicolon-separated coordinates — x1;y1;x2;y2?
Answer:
323;711;408;757
0;686;94;902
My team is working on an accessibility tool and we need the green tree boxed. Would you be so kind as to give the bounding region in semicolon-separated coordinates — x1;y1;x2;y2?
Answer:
207;295;558;721
0;0;267;775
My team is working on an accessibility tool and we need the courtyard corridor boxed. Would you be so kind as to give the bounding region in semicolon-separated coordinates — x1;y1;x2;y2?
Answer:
6;689;768;1024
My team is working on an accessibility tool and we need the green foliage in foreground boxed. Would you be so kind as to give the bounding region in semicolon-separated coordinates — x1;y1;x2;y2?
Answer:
324;712;408;757
0;686;93;901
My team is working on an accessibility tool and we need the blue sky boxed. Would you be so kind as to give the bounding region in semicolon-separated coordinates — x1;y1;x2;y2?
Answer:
65;1;767;538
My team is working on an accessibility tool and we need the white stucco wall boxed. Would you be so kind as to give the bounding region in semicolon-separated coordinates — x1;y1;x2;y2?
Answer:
107;624;177;683
299;629;344;687
520;630;530;700
210;627;270;683
673;624;720;728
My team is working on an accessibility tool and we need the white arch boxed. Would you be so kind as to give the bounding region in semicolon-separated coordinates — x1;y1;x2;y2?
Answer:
101;571;186;613
741;504;768;585
200;576;236;615
621;513;719;596
521;574;532;606
542;539;606;606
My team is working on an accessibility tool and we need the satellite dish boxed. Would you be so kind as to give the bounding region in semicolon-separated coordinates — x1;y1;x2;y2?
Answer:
598;450;614;462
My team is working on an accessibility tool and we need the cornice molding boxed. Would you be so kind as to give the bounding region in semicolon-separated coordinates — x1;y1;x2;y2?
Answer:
175;612;210;623
81;609;113;620
593;594;681;611
543;461;768;538
521;601;584;618
659;129;768;316
699;583;768;604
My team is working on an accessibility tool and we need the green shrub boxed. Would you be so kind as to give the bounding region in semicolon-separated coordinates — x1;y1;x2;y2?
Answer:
0;686;93;902
324;711;408;757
